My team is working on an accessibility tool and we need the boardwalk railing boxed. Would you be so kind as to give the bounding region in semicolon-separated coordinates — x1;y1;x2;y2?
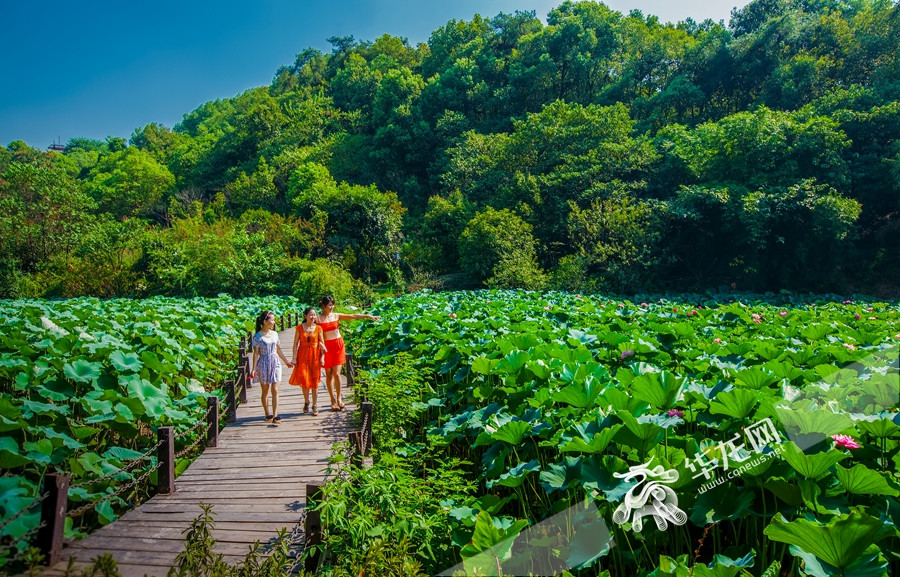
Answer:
303;354;373;572
20;336;255;567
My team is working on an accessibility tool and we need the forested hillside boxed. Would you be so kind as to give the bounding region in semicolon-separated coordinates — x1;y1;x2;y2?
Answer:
2;0;898;298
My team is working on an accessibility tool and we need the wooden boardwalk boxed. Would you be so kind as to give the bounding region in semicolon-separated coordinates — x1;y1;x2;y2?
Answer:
45;330;355;577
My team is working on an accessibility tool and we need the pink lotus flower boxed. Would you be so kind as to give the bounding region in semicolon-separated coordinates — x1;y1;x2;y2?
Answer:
667;409;684;418
854;314;861;319
779;311;788;317
832;435;861;450
449;313;457;318
866;307;873;312
640;302;648;307
618;303;625;308
620;350;635;360
843;343;856;351
894;334;900;339
713;338;723;344
544;306;551;311
673;307;678;313
842;300;852;305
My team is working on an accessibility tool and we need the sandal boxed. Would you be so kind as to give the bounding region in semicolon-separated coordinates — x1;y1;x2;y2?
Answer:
303;402;310;413
312;405;319;416
272;415;282;424
264;414;273;422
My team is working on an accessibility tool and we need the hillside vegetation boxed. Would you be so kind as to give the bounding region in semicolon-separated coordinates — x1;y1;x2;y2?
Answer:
2;0;899;298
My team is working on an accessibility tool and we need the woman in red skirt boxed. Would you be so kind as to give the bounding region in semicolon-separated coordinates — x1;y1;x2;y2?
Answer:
317;295;379;411
289;307;327;416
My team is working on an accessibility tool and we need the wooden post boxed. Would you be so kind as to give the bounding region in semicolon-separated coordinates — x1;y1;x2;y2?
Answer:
349;432;362;468
238;366;248;404
361;401;373;456
279;315;285;331
158;426;175;495
225;380;237;423
37;473;68;566
206;396;219;448
346;354;355;389
304;483;324;572
243;353;253;390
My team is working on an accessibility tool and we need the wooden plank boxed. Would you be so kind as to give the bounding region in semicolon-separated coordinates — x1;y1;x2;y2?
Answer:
46;331;352;576
141;502;305;510
92;520;296;532
175;468;331;480
63;537;259;556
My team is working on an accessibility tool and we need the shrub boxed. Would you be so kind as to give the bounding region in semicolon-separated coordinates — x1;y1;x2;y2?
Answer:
458;208;546;290
290;258;354;306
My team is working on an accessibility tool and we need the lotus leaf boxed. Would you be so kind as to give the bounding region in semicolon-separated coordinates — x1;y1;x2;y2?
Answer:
630;371;685;411
63;358;103;383
490;420;531;445
487;459;540;489
765;512;894;571
709;389;759;419
690;486;754;525
540;457;583;493
109;350;142;373
0;437;30;468
779;441;848;480
834;464;900;496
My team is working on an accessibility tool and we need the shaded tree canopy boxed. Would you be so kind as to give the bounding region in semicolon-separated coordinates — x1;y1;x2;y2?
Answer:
4;0;899;297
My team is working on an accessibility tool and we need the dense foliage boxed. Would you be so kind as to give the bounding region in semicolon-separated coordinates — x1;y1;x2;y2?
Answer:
0;296;296;568
2;0;899;297
338;289;900;576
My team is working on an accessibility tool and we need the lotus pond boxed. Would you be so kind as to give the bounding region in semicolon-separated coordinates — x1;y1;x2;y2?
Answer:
0;295;297;567
346;290;900;576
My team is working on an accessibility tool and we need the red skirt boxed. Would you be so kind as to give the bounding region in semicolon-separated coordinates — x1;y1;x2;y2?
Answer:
323;337;346;369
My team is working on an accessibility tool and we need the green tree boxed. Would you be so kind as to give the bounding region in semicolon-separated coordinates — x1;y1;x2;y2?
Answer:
0;158;96;272
567;190;664;291
458;207;546;289
420;191;476;273
290;166;405;282
224;157;279;214
84;147;175;219
657;106;850;190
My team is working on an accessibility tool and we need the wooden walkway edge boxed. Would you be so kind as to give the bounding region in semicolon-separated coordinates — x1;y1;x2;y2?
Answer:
44;330;355;577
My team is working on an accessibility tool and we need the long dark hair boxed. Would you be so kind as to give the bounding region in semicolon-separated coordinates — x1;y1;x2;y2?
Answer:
302;307;316;322
319;295;335;308
255;311;273;333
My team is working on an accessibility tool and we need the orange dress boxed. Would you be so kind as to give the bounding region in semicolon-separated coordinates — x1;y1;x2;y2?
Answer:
289;324;323;389
318;319;346;369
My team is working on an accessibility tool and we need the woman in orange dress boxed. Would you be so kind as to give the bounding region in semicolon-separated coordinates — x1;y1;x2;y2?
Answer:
318;295;379;411
289;307;327;416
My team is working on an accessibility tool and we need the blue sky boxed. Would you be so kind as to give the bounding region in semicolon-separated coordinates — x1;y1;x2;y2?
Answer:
0;0;748;149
